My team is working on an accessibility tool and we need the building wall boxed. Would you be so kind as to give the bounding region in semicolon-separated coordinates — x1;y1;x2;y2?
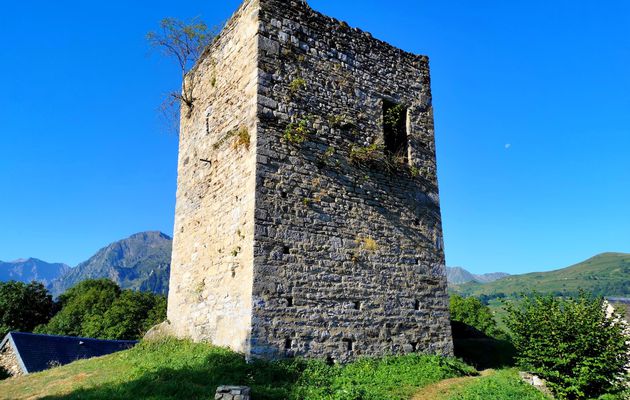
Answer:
250;0;453;361
167;0;260;353
0;342;22;378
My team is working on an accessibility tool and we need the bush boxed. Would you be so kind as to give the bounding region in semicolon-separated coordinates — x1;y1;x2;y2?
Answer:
450;294;504;339
35;279;166;340
0;281;55;337
505;293;630;399
450;295;515;369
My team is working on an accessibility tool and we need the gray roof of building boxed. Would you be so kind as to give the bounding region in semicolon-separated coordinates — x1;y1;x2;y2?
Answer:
0;332;137;374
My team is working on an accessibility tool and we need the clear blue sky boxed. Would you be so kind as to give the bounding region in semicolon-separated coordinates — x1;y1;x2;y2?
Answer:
1;0;628;274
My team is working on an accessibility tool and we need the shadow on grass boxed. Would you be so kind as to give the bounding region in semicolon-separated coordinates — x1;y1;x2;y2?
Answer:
451;321;516;370
41;352;303;400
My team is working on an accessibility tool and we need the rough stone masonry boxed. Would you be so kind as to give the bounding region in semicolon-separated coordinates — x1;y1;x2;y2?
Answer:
167;0;454;362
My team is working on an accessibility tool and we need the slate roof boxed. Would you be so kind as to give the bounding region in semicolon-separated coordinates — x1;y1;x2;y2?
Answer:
0;332;137;374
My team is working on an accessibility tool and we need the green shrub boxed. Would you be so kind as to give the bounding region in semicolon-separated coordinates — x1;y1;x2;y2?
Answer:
35;279;166;340
505;293;630;399
284;119;310;144
288;78;307;93
450;294;504;339
447;369;550;400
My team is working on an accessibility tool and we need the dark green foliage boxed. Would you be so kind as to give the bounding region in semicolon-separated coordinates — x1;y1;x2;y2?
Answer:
0;365;10;381
505;293;630;399
450;294;504;339
2;338;476;400
36;279;166;340
447;369;550;400
92;291;167;340
450;295;515;369
452;336;516;370
0;281;55;337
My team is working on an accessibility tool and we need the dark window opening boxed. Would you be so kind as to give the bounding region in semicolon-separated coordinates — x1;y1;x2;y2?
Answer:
285;338;293;350
414;299;420;311
410;342;418;352
342;338;354;351
383;100;409;162
353;301;361;310
283;246;290;255
281;192;288;199
286;296;294;307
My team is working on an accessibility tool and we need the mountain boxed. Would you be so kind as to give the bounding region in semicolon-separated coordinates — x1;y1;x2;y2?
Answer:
49;231;172;297
453;252;630;298
0;258;70;286
446;266;510;285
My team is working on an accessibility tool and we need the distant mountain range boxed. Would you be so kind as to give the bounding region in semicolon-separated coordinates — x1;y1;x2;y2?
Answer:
446;267;510;285
0;232;172;297
49;232;172;297
3;234;630;300
0;259;70;287
453;252;630;298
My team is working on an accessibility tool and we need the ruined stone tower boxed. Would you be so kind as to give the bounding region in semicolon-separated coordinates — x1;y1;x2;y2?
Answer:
167;0;453;361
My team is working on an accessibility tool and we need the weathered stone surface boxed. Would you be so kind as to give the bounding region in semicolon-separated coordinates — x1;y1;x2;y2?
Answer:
0;340;22;377
215;385;251;400
167;0;453;362
143;320;174;341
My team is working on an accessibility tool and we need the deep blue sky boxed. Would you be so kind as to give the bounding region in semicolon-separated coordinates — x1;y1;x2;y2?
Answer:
1;0;628;274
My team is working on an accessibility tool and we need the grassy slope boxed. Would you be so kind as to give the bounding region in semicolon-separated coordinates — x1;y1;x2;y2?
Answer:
0;338;475;400
454;253;630;298
444;369;550;400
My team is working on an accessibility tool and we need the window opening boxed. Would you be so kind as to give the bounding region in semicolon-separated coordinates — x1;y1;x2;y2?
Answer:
383;100;409;162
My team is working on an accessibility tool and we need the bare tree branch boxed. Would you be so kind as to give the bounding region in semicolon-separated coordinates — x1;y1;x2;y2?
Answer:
147;17;217;130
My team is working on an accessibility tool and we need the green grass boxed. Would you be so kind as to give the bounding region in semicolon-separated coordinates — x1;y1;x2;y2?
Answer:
0;338;476;400
446;369;550;400
454;252;630;298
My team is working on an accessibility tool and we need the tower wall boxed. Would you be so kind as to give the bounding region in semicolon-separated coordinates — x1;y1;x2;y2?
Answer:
250;0;453;361
168;0;453;361
167;0;260;353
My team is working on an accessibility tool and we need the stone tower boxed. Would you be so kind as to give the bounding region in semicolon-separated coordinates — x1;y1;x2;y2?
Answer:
167;0;453;361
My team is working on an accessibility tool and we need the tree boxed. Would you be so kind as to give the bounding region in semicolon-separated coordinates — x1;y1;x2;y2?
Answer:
147;17;216;124
0;281;55;337
505;293;630;399
35;279;167;340
91;290;167;340
450;294;503;338
36;279;120;338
